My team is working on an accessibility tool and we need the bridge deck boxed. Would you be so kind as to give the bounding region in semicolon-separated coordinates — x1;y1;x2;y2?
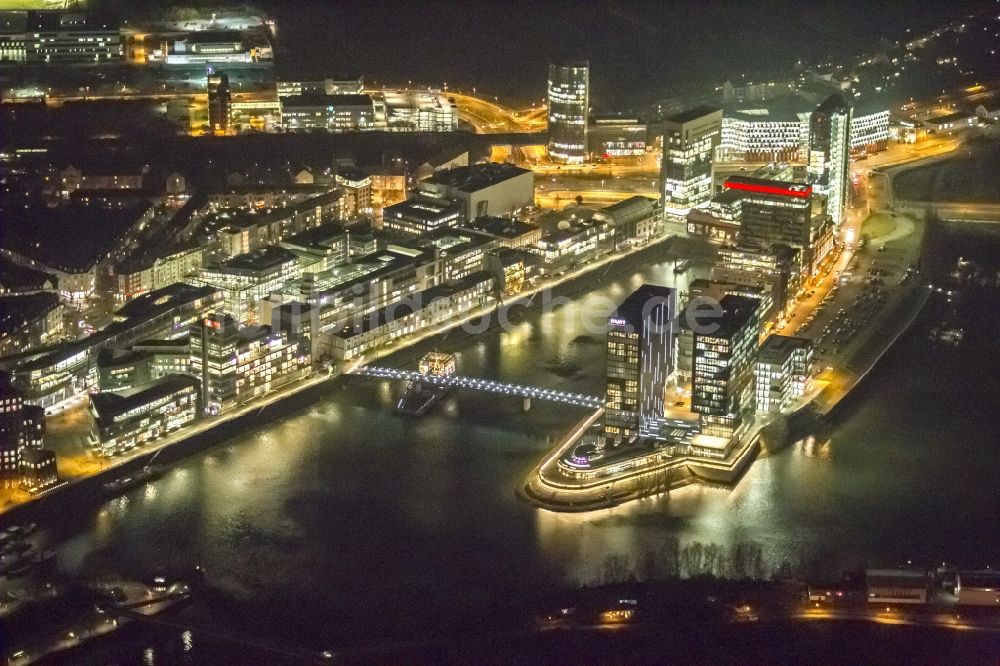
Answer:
356;367;603;409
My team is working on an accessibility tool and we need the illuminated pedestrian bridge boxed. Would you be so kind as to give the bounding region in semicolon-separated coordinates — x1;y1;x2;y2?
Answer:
354;366;603;409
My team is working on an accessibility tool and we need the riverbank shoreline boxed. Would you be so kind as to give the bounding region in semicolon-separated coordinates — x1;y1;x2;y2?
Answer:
0;232;703;526
519;209;934;512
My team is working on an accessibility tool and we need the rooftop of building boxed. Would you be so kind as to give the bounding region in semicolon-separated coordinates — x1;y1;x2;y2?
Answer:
384;196;462;221
705;294;761;339
758;334;812;363
724;94;816;123
611;284;676;325
422;163;531;193
0;201;154;273
279;221;348;251
665;105;722;124
814;92;852;115
214;246;298;273
957;570;1000;588
116;240;202;275
866;569;929;583
464;216;539;239
90;374;200;424
408;226;495;251
0;292;61;338
20;447;55;465
132;336;190;351
0;257;56;293
589;114;644;125
280;93;373;108
336;167;371;184
23;10;119;32
96;347;151;369
537;205;606;236
977;97;1000;113
926;110;974;124
603;196;658;222
113;282;219;321
724;176;813;199
313;247;430;300
181;29;245;44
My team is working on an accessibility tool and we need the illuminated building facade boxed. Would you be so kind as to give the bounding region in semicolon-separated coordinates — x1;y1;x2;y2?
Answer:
691;294;759;439
233;327;306;404
416;163;533;220
603;285;676;445
722;175;832;276
89;374;201;457
588;116;647;158
19;447;57;493
535;215;615;276
197;247;302;325
661;106;723;216
850;108;890;154
329;271;495;362
336;168;373;215
115;245;205;302
189;313;305;413
718;115;807;163
189;313;239;414
11;283;220;409
712;244;800;318
383;197;463;236
0;293;64;358
0;11;121;65
547;62;589;164
96;349;154;392
207;70;231;135
808;94;852;227
280;94;381;131
382;90;456;132
0;381;44;479
755;334;813;414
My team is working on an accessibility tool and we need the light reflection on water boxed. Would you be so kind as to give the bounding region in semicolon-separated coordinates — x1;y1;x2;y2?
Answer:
42;256;1000;649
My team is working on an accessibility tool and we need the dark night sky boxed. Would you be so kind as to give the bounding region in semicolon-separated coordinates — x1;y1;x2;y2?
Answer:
262;0;986;107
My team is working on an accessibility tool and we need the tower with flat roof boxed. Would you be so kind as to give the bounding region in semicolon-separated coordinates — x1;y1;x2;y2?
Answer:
808;94;852;227
690;294;760;438
603;285;676;445
661;105;723;217
207;70;231;135
547;62;589;164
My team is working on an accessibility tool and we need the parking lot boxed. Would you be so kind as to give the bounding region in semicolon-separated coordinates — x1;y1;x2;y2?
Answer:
781;211;924;371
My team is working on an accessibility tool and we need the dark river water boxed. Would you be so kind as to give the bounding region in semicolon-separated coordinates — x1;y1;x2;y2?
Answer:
32;229;1000;661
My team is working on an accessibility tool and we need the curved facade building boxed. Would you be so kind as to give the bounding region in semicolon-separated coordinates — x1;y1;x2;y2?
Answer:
547;62;589;164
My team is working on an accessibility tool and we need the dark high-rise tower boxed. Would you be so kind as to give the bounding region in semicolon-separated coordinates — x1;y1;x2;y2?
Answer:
691;294;760;438
547;62;589;164
207;70;231;135
603;285;676;445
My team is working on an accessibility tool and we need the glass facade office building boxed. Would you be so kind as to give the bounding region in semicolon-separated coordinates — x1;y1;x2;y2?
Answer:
661;106;722;216
808;94;852;228
691;295;760;439
603;285;676;445
547;62;589;164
